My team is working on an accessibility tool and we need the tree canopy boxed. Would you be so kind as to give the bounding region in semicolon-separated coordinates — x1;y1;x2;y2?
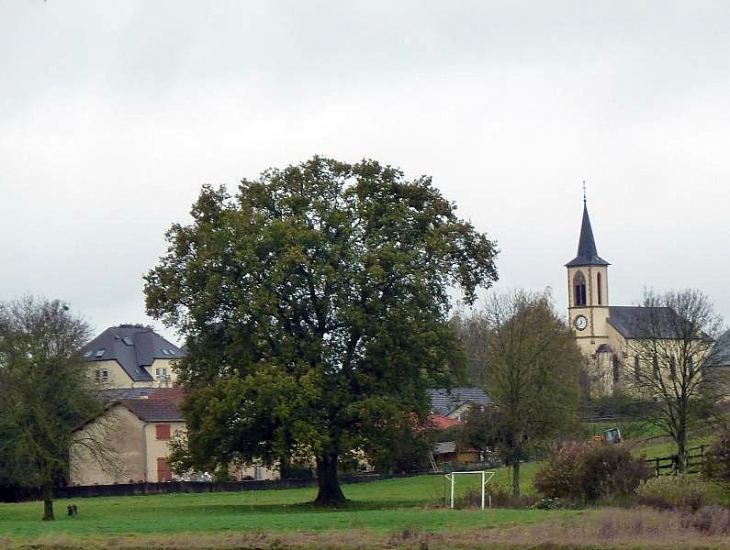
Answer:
0;297;101;520
456;290;584;496
144;157;498;503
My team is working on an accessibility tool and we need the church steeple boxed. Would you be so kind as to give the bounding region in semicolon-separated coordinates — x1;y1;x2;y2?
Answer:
566;199;610;267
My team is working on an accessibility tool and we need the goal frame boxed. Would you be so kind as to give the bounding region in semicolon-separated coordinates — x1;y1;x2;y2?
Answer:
444;470;496;510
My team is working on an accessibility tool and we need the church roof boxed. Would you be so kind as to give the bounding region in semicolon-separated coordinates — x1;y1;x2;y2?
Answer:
566;200;610;267
607;306;699;339
80;325;185;382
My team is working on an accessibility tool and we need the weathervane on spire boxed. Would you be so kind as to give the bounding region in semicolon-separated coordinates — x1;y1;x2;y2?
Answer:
582;180;587;203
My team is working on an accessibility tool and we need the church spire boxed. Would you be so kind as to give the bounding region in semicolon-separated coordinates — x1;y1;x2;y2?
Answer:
566;198;610;267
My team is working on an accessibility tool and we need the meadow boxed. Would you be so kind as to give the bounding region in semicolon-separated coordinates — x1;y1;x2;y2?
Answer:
1;432;727;550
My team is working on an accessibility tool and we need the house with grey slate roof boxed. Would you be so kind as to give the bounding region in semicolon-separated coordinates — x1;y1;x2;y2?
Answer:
428;387;492;421
80;325;184;388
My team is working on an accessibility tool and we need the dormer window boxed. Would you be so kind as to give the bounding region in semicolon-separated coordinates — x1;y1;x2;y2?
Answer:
574;271;587;307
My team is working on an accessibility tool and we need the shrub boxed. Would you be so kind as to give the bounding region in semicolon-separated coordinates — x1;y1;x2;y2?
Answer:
702;428;730;494
534;441;651;505
533;497;570;510
636;474;709;511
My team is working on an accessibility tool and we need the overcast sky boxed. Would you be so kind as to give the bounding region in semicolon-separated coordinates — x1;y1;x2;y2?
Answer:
2;1;729;344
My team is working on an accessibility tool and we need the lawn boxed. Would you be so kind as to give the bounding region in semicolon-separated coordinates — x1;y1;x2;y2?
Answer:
0;474;579;549
0;429;723;550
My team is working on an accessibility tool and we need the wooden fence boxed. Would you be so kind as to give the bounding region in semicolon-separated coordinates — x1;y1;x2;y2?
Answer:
645;445;707;476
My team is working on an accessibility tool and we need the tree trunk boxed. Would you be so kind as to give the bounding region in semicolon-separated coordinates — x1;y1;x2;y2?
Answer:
314;452;347;505
676;427;687;473
512;460;521;497
42;485;54;521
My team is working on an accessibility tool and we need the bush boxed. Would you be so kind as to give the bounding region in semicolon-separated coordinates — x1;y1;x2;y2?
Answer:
534;441;651;505
636;475;709;511
533;497;570;510
702;428;730;494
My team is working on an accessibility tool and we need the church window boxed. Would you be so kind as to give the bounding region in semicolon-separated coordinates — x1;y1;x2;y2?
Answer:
669;355;677;379
688;357;695;377
597;273;602;305
573;271;587;307
634;356;640;381
652;354;659;379
612;356;620;383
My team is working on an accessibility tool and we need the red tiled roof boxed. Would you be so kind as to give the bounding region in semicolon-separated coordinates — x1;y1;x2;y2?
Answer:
428;414;462;430
122;387;185;422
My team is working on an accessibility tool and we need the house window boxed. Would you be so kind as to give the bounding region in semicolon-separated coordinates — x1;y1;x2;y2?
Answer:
156;424;171;440
597;273;602;305
156;367;168;380
574;271;587;306
157;457;172;482
94;369;109;383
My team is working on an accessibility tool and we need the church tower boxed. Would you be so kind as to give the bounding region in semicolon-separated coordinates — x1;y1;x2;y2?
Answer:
566;197;610;357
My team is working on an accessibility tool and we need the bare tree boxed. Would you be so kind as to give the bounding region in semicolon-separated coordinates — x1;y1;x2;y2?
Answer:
462;290;584;496
625;289;725;469
0;297;109;520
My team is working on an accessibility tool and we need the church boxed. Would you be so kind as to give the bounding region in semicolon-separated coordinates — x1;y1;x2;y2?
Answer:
565;198;711;396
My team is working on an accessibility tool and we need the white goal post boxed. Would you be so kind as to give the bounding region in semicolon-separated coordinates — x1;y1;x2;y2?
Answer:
444;470;496;510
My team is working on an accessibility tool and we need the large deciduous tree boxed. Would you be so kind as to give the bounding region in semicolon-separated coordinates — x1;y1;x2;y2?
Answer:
144;157;498;504
0;297;102;520
625;289;725;469
458;291;584;496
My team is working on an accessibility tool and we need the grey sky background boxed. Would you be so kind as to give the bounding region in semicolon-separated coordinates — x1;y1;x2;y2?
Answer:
2;1;729;344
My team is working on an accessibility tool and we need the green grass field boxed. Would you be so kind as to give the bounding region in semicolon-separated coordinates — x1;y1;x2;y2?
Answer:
0;474;581;549
0;429;722;549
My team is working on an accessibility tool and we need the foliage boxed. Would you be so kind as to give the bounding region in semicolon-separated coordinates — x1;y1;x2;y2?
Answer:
702;428;730;495
144;157;499;504
636;474;709;511
624;289;725;468
0;297;103;521
364;413;432;473
457;290;585;496
534;441;651;504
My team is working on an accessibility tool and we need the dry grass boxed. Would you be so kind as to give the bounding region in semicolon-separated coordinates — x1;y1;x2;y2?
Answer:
5;506;730;550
